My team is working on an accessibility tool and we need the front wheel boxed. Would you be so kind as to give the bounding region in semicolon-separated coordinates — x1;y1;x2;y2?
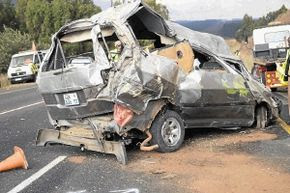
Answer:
150;110;185;152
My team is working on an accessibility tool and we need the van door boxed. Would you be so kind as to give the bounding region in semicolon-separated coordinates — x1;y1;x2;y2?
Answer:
181;58;256;128
37;26;113;120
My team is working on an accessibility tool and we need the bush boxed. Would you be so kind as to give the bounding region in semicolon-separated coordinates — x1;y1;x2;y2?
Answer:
0;74;10;88
0;27;32;73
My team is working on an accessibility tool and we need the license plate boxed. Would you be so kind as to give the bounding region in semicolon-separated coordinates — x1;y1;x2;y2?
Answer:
15;78;22;81
63;93;79;106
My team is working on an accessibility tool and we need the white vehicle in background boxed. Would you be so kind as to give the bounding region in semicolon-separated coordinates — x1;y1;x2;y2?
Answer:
253;24;290;61
7;50;46;84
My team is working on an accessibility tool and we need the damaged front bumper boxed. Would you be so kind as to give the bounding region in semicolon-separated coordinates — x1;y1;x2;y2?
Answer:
36;128;128;164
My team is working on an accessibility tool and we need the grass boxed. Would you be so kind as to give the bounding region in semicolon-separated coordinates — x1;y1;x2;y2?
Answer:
0;74;11;88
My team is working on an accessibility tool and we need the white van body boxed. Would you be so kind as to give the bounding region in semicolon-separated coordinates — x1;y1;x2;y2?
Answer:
7;50;45;83
253;25;290;60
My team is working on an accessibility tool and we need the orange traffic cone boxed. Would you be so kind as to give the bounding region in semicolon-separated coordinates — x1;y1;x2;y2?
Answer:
0;146;28;172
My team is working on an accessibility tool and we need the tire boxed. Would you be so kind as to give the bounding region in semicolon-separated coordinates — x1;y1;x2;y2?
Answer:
150;110;185;152
255;106;268;129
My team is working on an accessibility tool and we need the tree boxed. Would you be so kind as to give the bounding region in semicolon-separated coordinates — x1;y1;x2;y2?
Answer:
144;0;169;19
113;0;169;19
71;0;102;20
235;14;255;42
0;0;18;31
22;0;101;48
51;0;73;31
39;4;54;48
15;0;29;31
0;27;32;72
25;0;48;42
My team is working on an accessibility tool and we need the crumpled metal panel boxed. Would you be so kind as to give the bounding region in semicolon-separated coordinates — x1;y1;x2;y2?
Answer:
166;21;237;60
111;53;181;113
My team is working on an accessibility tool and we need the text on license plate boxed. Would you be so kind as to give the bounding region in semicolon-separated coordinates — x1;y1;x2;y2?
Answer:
63;93;79;106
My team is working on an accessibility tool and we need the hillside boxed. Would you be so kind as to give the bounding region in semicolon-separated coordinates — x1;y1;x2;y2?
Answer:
226;38;254;71
274;9;290;24
176;19;241;38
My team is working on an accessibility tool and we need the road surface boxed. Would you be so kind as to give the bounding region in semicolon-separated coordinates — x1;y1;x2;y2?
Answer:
0;84;289;193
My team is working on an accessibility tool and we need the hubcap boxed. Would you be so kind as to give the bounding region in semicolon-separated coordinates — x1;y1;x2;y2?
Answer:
161;117;181;146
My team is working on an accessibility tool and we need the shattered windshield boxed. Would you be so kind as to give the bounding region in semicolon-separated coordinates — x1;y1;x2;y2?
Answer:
10;54;33;68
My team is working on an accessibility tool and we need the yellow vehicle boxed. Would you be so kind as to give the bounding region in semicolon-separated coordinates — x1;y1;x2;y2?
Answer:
264;49;289;90
251;25;290;123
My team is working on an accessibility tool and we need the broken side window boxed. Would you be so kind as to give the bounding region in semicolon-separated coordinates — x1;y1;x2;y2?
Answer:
92;25;124;64
41;39;94;72
61;40;94;67
127;10;173;52
194;51;225;71
200;59;225;71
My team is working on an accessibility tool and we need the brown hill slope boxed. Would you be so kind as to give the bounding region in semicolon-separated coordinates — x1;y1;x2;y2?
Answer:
274;10;290;24
226;38;253;71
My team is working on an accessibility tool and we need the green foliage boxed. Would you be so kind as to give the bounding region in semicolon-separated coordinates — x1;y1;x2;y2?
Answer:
0;0;18;31
0;27;32;73
144;0;169;19
72;0;102;19
25;0;48;42
18;0;102;49
51;0;73;31
235;14;255;42
235;5;288;42
15;0;29;31
113;0;169;19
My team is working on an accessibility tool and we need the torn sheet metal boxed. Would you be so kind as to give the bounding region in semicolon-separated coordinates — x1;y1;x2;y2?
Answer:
36;129;128;164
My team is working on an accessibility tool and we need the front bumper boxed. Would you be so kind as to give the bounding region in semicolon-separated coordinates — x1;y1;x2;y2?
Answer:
10;74;35;83
36;128;128;164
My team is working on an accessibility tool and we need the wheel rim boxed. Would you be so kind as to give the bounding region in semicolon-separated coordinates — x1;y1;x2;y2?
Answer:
161;117;181;147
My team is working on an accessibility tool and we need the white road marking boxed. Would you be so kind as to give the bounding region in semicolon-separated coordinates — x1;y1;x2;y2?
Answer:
0;101;43;116
7;156;67;193
0;86;36;96
110;189;140;193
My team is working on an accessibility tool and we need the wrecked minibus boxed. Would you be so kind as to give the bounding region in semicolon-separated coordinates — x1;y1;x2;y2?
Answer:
36;1;278;164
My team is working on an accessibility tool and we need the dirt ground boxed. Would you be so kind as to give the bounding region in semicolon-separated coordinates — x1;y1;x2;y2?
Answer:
127;129;290;193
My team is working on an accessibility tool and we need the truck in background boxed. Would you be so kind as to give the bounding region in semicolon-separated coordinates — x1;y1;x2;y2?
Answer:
251;24;290;122
7;50;47;84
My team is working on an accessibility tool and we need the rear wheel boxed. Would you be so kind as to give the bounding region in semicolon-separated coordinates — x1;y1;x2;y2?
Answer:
255;106;268;129
150;110;185;152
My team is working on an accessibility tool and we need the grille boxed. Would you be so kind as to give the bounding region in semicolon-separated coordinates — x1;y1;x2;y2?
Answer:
11;72;26;77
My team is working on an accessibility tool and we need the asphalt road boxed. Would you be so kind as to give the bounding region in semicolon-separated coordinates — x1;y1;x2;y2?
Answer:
0;84;182;193
0;84;289;193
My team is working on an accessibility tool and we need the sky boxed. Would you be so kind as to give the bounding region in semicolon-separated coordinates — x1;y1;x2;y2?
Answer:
93;0;290;21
